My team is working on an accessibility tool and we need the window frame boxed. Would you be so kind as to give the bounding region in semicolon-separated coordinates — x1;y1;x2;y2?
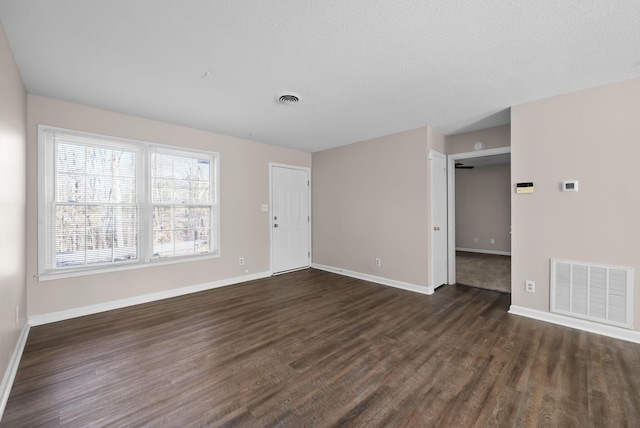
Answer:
37;125;220;281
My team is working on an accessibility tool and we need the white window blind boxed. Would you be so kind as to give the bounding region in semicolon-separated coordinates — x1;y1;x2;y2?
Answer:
38;126;219;279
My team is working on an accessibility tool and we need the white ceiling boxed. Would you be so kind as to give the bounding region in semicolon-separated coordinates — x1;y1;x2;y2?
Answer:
1;1;639;153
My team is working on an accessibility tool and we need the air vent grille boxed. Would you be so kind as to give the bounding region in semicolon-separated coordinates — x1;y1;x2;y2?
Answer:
551;259;633;329
276;92;301;105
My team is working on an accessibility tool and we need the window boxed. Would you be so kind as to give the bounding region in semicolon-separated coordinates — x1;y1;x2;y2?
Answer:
151;148;215;258
38;126;219;279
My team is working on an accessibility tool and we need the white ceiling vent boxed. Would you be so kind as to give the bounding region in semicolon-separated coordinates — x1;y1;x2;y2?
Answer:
276;92;301;105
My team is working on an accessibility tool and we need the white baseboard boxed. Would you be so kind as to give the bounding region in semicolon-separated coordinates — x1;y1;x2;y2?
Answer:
29;271;272;326
311;263;433;295
0;322;30;420
456;248;511;256
509;305;640;344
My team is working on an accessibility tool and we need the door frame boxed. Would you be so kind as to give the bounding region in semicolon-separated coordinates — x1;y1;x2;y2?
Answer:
269;163;312;274
446;147;511;284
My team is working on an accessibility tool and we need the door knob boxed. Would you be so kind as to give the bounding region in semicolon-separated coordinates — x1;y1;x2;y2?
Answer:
274;224;279;228
434;226;440;231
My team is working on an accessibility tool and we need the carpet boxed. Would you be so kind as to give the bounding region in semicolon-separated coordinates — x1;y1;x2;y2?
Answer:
456;251;511;293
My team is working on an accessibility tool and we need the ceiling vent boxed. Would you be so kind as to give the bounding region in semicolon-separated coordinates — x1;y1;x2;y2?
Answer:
276;92;301;105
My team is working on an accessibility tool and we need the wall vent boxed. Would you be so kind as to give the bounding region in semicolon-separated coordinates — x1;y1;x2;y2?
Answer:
551;259;634;329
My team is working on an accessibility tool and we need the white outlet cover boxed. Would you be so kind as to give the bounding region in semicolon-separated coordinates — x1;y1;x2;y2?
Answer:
525;280;535;293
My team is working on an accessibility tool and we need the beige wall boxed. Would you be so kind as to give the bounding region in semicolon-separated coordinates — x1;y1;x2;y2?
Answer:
312;127;432;288
26;96;311;316
511;77;640;331
428;127;446;153
455;163;511;253
0;22;27;385
445;125;510;155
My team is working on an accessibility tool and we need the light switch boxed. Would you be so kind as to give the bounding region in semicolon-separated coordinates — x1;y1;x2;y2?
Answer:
261;204;268;212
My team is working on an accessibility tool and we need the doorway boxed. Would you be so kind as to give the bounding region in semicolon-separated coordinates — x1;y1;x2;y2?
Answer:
447;148;511;291
270;164;311;274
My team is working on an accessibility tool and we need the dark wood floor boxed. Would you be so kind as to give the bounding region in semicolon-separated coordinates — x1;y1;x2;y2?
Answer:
3;269;640;427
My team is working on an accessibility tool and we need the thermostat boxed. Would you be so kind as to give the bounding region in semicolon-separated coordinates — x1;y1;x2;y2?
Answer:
516;182;534;194
561;181;579;192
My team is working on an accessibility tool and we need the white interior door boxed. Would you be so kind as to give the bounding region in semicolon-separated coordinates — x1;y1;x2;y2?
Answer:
430;150;448;289
271;165;310;274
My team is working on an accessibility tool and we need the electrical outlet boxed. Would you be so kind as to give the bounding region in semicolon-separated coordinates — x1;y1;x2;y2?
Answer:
238;257;245;266
474;237;479;244
375;258;381;267
525;280;535;293
490;238;495;244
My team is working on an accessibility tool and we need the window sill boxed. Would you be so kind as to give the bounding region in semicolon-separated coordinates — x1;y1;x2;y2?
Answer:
37;252;221;282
